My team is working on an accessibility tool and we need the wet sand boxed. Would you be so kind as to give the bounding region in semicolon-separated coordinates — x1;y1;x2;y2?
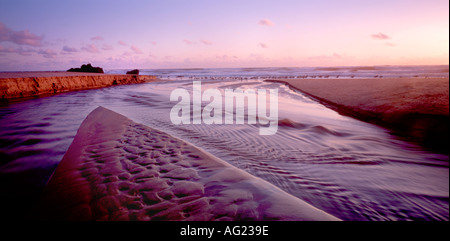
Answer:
31;107;339;221
267;78;449;153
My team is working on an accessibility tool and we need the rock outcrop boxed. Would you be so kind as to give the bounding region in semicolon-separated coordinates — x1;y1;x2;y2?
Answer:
126;69;139;75
67;64;104;73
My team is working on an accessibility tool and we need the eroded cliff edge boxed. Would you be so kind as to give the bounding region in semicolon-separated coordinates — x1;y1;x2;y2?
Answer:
0;72;157;99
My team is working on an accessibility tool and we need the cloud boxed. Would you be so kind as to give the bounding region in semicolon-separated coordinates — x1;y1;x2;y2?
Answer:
0;45;16;54
81;44;100;53
385;42;396;47
38;49;57;58
101;44;114;51
200;40;213;45
371;32;391;40
11;30;43;47
130;45;143;54
258;19;274;26
308;52;349;61
0;22;43;47
91;36;104;41
184;39;212;45
332;53;342;58
62;46;78;52
17;47;36;56
258;43;269;48
249;53;264;59
121;51;133;57
216;54;238;60
118;40;128;46
183;39;197;45
0;44;37;56
0;45;10;52
0;23;8;41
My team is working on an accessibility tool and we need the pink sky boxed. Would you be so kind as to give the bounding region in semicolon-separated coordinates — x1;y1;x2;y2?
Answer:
0;0;448;71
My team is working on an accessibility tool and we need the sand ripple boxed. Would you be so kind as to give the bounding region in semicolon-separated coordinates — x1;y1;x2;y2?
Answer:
32;107;338;221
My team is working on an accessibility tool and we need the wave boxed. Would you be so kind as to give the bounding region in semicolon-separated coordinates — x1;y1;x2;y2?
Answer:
103;65;449;80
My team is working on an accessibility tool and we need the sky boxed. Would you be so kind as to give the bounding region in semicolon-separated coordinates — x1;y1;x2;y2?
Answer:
0;0;448;71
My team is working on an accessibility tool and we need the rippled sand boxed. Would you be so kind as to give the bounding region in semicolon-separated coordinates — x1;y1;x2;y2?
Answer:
32;107;339;221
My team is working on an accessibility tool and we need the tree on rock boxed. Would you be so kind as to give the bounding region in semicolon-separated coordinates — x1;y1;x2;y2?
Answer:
67;64;104;73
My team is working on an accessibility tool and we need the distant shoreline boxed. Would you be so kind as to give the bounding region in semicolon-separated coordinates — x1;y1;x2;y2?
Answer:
267;77;449;154
0;71;158;100
0;71;111;78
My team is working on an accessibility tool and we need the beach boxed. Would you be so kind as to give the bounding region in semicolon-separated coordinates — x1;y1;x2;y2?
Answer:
267;77;449;153
32;106;339;221
1;67;448;221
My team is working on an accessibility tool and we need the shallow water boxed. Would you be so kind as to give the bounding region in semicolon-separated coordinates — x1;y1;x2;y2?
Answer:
0;78;448;220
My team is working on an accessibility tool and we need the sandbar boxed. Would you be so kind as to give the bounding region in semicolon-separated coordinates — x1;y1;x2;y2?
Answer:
31;106;339;221
267;78;449;153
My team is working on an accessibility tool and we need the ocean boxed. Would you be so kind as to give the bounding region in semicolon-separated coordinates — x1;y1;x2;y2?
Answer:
107;65;449;79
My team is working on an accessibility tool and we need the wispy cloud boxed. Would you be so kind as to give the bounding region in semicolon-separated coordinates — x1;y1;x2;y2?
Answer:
308;52;350;61
183;39;197;45
81;44;100;53
184;39;212;45
0;44;36;56
11;30;43;47
258;19;274;26
118;40;128;46
130;45;143;54
385;42;396;47
90;36;104;41
62;46;78;52
332;53;342;58
0;22;43;47
0;45;14;53
121;51;133;57
216;54;238;60
101;44;114;51
0;24;8;42
249;53;264;60
258;43;269;48
38;49;57;58
200;40;213;45
371;32;391;40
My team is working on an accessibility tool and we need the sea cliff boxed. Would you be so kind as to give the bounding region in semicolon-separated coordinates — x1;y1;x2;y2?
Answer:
0;72;157;99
